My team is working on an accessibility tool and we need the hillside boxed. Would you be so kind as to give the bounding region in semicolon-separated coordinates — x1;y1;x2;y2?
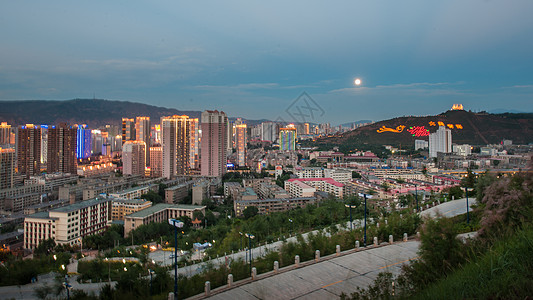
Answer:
317;110;533;146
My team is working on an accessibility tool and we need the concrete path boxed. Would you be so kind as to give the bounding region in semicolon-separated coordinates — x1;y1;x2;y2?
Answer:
421;198;476;219
201;241;420;300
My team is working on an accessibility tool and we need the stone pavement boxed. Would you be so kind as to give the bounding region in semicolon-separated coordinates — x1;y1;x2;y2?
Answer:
194;240;420;300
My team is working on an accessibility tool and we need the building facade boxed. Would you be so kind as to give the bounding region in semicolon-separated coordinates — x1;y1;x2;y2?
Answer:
135;116;151;166
47;123;77;174
0;147;15;190
17;124;41;177
123;140;146;176
279;125;297;151
429;126;452;158
121;118;136;144
24;197;111;249
161;115;190;178
201;110;228;177
235;124;247;167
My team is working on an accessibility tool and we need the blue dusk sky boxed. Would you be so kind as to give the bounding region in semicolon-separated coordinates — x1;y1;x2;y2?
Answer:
1;1;532;125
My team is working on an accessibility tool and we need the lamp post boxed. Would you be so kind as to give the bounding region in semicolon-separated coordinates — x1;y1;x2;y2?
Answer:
239;232;245;262
344;203;355;230
105;258;110;283
414;184;419;212
359;193;373;247
288;219;293;236
245;233;255;275
148;269;155;296
63;275;71;300
169;219;184;298
461;187;473;224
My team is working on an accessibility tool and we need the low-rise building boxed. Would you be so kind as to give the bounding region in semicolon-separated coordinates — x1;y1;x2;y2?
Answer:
109;185;153;200
124;203;206;236
111;198;152;221
285;178;344;198
234;197;316;217
284;180;316;198
24;197;112;249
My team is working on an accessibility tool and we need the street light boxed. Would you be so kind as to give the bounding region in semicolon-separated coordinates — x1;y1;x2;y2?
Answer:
63;275;71;300
148;269;155;296
414;184;419;212
105;258;110;283
245;233;255;275
169;218;184;297
288;219;293;236
461;187;474;224
344;203;356;230
359;193;373;247
238;232;244;260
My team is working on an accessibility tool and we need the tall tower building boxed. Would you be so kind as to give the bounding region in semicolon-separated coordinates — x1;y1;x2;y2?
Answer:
123;140;146;176
429;126;452;158
161;115;190;179
226;119;233;157
0;122;11;145
201;110;228;177
188;118;199;169
76;124;92;159
0;147;15;190
47;123;77;174
149;145;162;178
121;118;136;144
279;124;297;151
235;124;247;167
135;116;151;166
40;126;48;166
304;123;310;135
17;124;41;177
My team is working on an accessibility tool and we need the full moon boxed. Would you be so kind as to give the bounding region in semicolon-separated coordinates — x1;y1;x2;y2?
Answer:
354;78;362;86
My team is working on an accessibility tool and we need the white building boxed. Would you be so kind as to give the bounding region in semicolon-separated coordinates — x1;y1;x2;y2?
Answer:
414;139;429;150
429;126;452;158
453;144;471;157
24;197;111;249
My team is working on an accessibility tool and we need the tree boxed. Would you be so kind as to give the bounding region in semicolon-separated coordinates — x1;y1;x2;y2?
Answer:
352;171;361;179
243;206;259;219
140;191;163;204
34;238;56;256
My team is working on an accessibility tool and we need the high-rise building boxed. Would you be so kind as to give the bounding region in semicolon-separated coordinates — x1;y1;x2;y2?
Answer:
189;118;199;169
429;126;452;158
279;124;297;151
17;124;41;177
0;147;15;189
304;123;310;135
121;118;136;144
161;115;190;179
236;124;247;167
47;123;77;174
122;140;146;176
149;145;162;178
135;116;151;166
76;124;92;159
201;110;228;177
40;126;48;165
226;119;233;157
261;122;278;142
0;122;11;145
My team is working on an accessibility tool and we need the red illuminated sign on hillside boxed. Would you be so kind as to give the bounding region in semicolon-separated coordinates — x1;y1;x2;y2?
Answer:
407;126;430;137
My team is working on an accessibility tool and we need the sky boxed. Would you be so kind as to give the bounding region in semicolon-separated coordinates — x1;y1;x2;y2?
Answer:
1;1;532;125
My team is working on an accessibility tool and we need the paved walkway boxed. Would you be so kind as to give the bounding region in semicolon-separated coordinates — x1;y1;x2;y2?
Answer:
201;241;420;300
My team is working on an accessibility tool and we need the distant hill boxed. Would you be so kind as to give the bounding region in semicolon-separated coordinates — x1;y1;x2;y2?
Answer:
0;99;202;128
316;110;533;146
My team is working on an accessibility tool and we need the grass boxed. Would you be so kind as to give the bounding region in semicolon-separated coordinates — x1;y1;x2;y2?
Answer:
412;226;533;299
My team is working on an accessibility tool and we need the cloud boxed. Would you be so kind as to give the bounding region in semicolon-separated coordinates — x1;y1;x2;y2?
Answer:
328;81;466;96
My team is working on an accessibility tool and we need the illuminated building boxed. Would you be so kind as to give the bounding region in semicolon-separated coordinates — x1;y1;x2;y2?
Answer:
77;162;116;177
121;118;135;144
17;124;41;177
0;147;15;189
429;126;452;158
279;124;297;151
189;118;199;169
201;110;228;177
76;125;92;159
0;122;11;145
135;116;151;166
149;145;162;177
161;115;190;179
40;126;48;165
304;123;310;135
122;140;146;176
24;197;111;249
451;104;464;110
111;198;152;221
47;123;77;174
236;123;247;167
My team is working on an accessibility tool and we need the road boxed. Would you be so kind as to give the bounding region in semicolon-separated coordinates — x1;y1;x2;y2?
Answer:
202;241;420;300
421;197;476;219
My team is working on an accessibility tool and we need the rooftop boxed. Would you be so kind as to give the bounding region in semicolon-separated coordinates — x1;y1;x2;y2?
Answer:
287;178;344;187
52;198;110;213
126;203;206;219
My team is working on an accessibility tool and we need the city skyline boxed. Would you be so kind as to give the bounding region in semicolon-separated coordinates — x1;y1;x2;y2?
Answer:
1;1;532;124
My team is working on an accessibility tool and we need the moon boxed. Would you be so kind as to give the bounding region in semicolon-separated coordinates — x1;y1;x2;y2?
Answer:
354;78;361;86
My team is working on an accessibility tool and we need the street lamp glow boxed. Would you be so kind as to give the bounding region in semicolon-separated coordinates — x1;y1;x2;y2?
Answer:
354;78;362;86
